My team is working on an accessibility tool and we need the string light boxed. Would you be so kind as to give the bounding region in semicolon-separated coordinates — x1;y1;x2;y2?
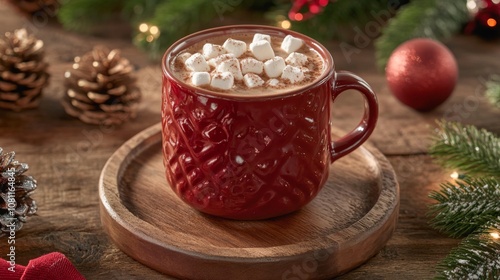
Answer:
288;0;331;21
294;13;304;21
490;231;500;239
450;171;459;179
467;0;478;11
487;18;497;27
150;26;160;36
309;5;320;14
139;23;149;33
136;22;161;44
275;15;292;29
280;20;292;29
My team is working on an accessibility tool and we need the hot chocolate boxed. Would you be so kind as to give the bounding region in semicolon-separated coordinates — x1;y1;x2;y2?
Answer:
170;32;325;94
161;25;379;220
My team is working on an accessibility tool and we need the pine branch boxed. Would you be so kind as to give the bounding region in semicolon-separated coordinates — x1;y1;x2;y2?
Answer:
435;219;500;280
375;0;469;70
122;0;165;22
58;0;123;32
134;0;217;58
429;121;500;179
270;0;390;43
429;177;500;238
135;0;276;58
485;75;500;108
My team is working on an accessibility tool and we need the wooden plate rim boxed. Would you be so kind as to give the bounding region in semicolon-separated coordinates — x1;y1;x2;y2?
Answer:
99;123;399;260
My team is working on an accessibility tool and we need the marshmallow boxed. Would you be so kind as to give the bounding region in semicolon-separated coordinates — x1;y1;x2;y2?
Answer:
285;52;308;66
191;72;211;86
264;56;286;78
300;66;311;73
216;58;243;80
243;73;264;88
210;72;234;90
266;78;281;88
249;40;275;61
240;58;264;74
208;54;235;67
281;65;305;83
177;52;192;63
252;33;271;43
185;53;210;72
202;43;226;60
223;38;247;57
281;35;304;54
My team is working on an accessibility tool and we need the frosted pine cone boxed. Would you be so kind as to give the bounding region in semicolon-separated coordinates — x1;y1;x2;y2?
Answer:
0;147;37;236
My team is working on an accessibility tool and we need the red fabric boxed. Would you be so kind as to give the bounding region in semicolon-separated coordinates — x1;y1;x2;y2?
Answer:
0;252;85;280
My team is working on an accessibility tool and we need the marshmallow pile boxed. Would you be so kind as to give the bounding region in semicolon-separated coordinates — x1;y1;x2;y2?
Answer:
179;33;311;91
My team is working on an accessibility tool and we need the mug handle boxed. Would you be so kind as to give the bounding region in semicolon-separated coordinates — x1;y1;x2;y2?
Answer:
330;71;379;162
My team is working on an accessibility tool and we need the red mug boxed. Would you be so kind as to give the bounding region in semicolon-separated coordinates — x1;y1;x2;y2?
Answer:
161;25;378;220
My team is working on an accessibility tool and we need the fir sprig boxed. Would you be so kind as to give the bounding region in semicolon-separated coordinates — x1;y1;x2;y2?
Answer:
271;0;390;43
429;121;500;179
485;75;500;108
57;0;274;58
375;0;469;69
429;121;500;278
435;219;500;280
429;178;500;238
137;0;217;58
58;0;123;32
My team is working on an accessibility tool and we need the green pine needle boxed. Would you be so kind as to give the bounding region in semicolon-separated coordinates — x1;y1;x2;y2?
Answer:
58;0;123;32
375;0;468;70
133;0;278;58
429;122;500;277
429;121;500;179
151;0;215;40
435;219;500;280
429;177;500;238
485;75;500;108
277;0;389;43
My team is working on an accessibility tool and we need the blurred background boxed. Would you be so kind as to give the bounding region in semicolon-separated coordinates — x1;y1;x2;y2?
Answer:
5;0;499;67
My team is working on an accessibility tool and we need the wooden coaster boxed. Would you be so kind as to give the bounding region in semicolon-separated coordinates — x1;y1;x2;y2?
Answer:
99;123;399;280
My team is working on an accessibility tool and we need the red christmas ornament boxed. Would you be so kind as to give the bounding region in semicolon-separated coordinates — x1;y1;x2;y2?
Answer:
288;0;331;21
385;38;458;111
465;0;500;39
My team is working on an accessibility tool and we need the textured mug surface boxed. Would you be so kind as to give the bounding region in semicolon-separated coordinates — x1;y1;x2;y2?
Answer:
161;25;378;220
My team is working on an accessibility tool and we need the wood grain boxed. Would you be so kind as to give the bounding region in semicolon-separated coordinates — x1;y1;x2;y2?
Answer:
0;3;499;279
99;124;399;280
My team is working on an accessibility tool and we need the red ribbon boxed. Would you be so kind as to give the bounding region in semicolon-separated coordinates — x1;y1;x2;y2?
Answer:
0;252;85;280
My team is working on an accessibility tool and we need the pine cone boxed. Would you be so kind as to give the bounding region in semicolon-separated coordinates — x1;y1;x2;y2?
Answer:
5;0;59;16
62;46;141;125
0;147;37;236
0;29;50;111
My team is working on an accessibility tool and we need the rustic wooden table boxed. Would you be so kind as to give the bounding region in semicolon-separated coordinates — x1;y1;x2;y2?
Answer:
0;4;499;280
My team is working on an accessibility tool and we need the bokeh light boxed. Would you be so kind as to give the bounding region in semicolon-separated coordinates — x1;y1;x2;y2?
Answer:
487;18;497;27
294;13;304;21
490;232;500;239
310;5;320;14
280;20;291;29
139;23;149;33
